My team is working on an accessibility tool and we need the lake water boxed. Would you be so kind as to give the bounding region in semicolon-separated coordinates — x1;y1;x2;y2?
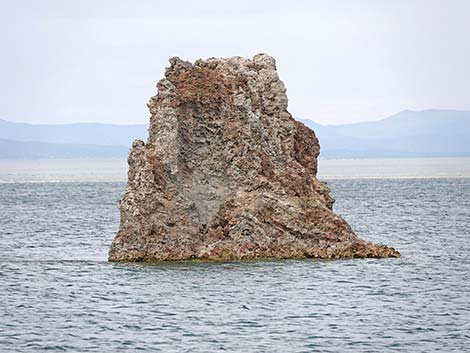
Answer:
1;159;470;352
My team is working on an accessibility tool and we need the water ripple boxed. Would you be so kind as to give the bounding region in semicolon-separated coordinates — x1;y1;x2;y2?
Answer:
0;179;469;352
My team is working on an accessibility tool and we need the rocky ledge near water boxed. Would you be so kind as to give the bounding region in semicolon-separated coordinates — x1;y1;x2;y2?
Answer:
108;54;399;262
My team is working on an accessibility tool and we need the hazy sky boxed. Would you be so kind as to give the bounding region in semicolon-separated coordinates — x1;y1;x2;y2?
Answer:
1;0;469;125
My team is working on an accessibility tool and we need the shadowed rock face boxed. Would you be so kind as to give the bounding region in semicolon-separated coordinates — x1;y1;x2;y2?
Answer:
108;54;399;262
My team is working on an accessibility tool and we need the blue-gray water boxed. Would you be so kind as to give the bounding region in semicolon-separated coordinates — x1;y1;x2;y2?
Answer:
1;179;469;352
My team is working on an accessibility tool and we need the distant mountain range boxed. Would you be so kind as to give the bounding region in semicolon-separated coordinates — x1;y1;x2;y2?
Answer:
0;139;128;159
1;109;469;159
0;120;147;159
0;119;147;146
298;109;470;158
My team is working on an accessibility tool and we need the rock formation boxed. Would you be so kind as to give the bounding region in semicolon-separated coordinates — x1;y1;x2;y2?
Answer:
108;54;399;262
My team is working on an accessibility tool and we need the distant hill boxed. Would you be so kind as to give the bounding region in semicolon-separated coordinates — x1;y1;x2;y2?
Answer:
298;109;470;158
0;139;128;159
1;109;469;159
0;119;147;146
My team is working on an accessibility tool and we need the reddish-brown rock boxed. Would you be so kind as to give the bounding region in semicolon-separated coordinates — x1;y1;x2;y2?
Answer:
108;54;399;262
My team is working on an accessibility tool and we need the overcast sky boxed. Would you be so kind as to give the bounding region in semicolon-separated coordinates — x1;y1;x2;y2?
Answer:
1;0;469;125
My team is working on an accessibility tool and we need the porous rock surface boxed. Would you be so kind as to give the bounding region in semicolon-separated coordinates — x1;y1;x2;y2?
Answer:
108;54;399;261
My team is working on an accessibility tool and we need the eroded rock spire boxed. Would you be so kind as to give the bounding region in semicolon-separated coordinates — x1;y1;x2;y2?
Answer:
108;54;399;261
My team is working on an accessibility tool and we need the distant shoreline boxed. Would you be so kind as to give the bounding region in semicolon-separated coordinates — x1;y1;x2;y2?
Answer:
1;157;469;183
